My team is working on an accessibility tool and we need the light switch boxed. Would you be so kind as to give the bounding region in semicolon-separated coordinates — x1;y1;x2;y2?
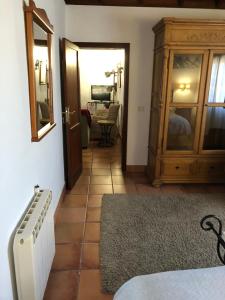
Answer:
137;106;145;112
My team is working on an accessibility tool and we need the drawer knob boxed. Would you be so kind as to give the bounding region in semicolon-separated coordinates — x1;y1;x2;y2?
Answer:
210;166;215;170
175;166;180;169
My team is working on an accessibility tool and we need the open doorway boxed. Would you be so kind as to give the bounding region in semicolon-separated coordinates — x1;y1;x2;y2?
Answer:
76;43;130;171
60;40;129;188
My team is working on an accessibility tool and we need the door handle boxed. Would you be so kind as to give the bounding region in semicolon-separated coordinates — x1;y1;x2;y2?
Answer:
62;107;76;124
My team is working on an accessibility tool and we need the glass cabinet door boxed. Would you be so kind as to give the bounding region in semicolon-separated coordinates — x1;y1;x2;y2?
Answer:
208;54;225;104
201;52;225;151
171;54;203;104
164;51;206;152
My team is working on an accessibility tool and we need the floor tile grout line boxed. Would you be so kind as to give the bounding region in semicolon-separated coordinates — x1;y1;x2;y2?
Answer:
81;241;99;245
51;267;81;273
76;192;89;300
111;167;115;194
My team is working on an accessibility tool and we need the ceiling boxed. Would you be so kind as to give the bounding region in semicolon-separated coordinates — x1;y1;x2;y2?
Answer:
64;0;225;9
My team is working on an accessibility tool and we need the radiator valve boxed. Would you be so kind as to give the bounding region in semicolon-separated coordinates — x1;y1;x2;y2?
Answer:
34;185;40;194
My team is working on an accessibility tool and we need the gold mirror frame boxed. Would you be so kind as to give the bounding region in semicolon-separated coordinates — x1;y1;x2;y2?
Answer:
24;0;55;141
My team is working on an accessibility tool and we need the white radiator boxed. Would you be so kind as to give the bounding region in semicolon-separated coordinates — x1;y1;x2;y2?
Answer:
13;189;55;300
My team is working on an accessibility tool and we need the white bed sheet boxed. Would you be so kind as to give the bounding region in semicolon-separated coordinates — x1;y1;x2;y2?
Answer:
114;266;225;300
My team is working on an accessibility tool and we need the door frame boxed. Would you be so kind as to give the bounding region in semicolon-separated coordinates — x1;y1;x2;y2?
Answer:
75;42;130;171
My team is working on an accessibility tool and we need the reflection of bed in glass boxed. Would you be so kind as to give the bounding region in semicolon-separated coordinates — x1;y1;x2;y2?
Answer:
167;108;196;150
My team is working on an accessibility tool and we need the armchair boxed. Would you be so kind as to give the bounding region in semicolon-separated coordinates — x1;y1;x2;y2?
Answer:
90;104;120;142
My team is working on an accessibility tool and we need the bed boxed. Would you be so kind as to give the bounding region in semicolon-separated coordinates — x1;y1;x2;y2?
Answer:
114;266;225;300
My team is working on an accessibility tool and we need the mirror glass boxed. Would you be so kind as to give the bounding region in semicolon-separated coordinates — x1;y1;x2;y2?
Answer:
33;21;50;130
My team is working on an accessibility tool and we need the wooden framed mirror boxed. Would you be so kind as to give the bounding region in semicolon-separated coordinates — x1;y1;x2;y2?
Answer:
24;0;55;141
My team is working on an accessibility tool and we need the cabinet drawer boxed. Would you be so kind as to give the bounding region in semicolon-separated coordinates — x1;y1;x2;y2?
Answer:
198;160;225;176
161;159;196;177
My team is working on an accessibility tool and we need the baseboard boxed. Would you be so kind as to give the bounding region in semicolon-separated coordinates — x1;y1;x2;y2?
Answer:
54;184;66;222
126;165;146;173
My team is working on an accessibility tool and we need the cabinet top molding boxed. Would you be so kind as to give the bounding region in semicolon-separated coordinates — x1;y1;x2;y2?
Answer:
64;0;225;9
154;17;225;31
153;18;225;49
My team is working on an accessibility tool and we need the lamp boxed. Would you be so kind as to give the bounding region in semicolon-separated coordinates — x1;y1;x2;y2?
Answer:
105;67;123;77
105;70;115;78
105;69;117;102
35;59;40;70
179;83;191;91
104;67;124;80
104;67;124;101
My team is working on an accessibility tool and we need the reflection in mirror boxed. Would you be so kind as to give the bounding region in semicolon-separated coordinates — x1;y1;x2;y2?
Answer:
24;0;54;141
208;54;225;104
203;107;225;150
33;22;50;130
171;54;202;103
166;107;197;150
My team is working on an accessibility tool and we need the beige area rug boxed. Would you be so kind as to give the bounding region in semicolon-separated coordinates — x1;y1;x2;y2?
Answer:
100;193;225;293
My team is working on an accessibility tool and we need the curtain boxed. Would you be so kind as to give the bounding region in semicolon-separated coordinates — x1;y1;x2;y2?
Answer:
207;55;225;131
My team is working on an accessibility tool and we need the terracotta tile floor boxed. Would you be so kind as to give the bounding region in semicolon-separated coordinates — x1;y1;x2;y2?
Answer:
44;141;225;300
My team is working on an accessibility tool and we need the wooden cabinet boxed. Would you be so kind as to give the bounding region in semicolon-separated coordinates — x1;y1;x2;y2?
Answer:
148;18;225;186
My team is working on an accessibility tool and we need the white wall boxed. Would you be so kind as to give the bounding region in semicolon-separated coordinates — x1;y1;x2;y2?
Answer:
65;6;225;165
0;0;65;299
79;49;124;108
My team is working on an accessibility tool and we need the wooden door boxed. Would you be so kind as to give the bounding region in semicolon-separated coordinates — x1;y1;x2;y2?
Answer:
61;38;82;189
